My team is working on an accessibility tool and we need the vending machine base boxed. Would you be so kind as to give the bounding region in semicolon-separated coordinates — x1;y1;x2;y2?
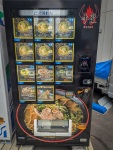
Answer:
0;138;93;150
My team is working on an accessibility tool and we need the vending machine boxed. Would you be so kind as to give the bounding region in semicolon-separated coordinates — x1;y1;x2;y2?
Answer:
3;0;101;146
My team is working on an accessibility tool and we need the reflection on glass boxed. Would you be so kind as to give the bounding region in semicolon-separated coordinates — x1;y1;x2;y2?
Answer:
24;89;84;135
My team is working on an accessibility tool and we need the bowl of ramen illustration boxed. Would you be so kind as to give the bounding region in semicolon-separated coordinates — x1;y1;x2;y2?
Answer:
58;21;70;33
38;45;50;57
17;21;30;33
20;69;29;76
19;45;33;56
58;45;69;56
37;21;49;33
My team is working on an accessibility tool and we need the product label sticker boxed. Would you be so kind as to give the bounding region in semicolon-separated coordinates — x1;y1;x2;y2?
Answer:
55;65;73;82
13;18;33;39
36;65;54;82
55;43;74;62
35;43;54;62
34;18;54;39
55;18;75;39
15;43;34;62
18;85;36;101
78;55;91;72
65;91;74;98
37;85;54;101
17;65;35;82
78;123;86;130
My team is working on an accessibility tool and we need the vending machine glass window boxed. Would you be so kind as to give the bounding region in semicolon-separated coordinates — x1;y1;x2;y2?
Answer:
3;0;101;146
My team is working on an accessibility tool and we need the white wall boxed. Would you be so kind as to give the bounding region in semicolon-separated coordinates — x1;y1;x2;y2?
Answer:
97;0;113;62
0;0;2;4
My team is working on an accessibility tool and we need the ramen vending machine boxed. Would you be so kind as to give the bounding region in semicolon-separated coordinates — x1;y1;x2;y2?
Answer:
3;0;101;146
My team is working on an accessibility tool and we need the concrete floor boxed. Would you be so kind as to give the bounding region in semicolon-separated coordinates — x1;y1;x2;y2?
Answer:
34;90;113;150
91;90;113;150
91;109;113;150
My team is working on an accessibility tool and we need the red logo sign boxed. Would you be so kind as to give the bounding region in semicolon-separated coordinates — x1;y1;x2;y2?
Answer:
79;4;99;29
